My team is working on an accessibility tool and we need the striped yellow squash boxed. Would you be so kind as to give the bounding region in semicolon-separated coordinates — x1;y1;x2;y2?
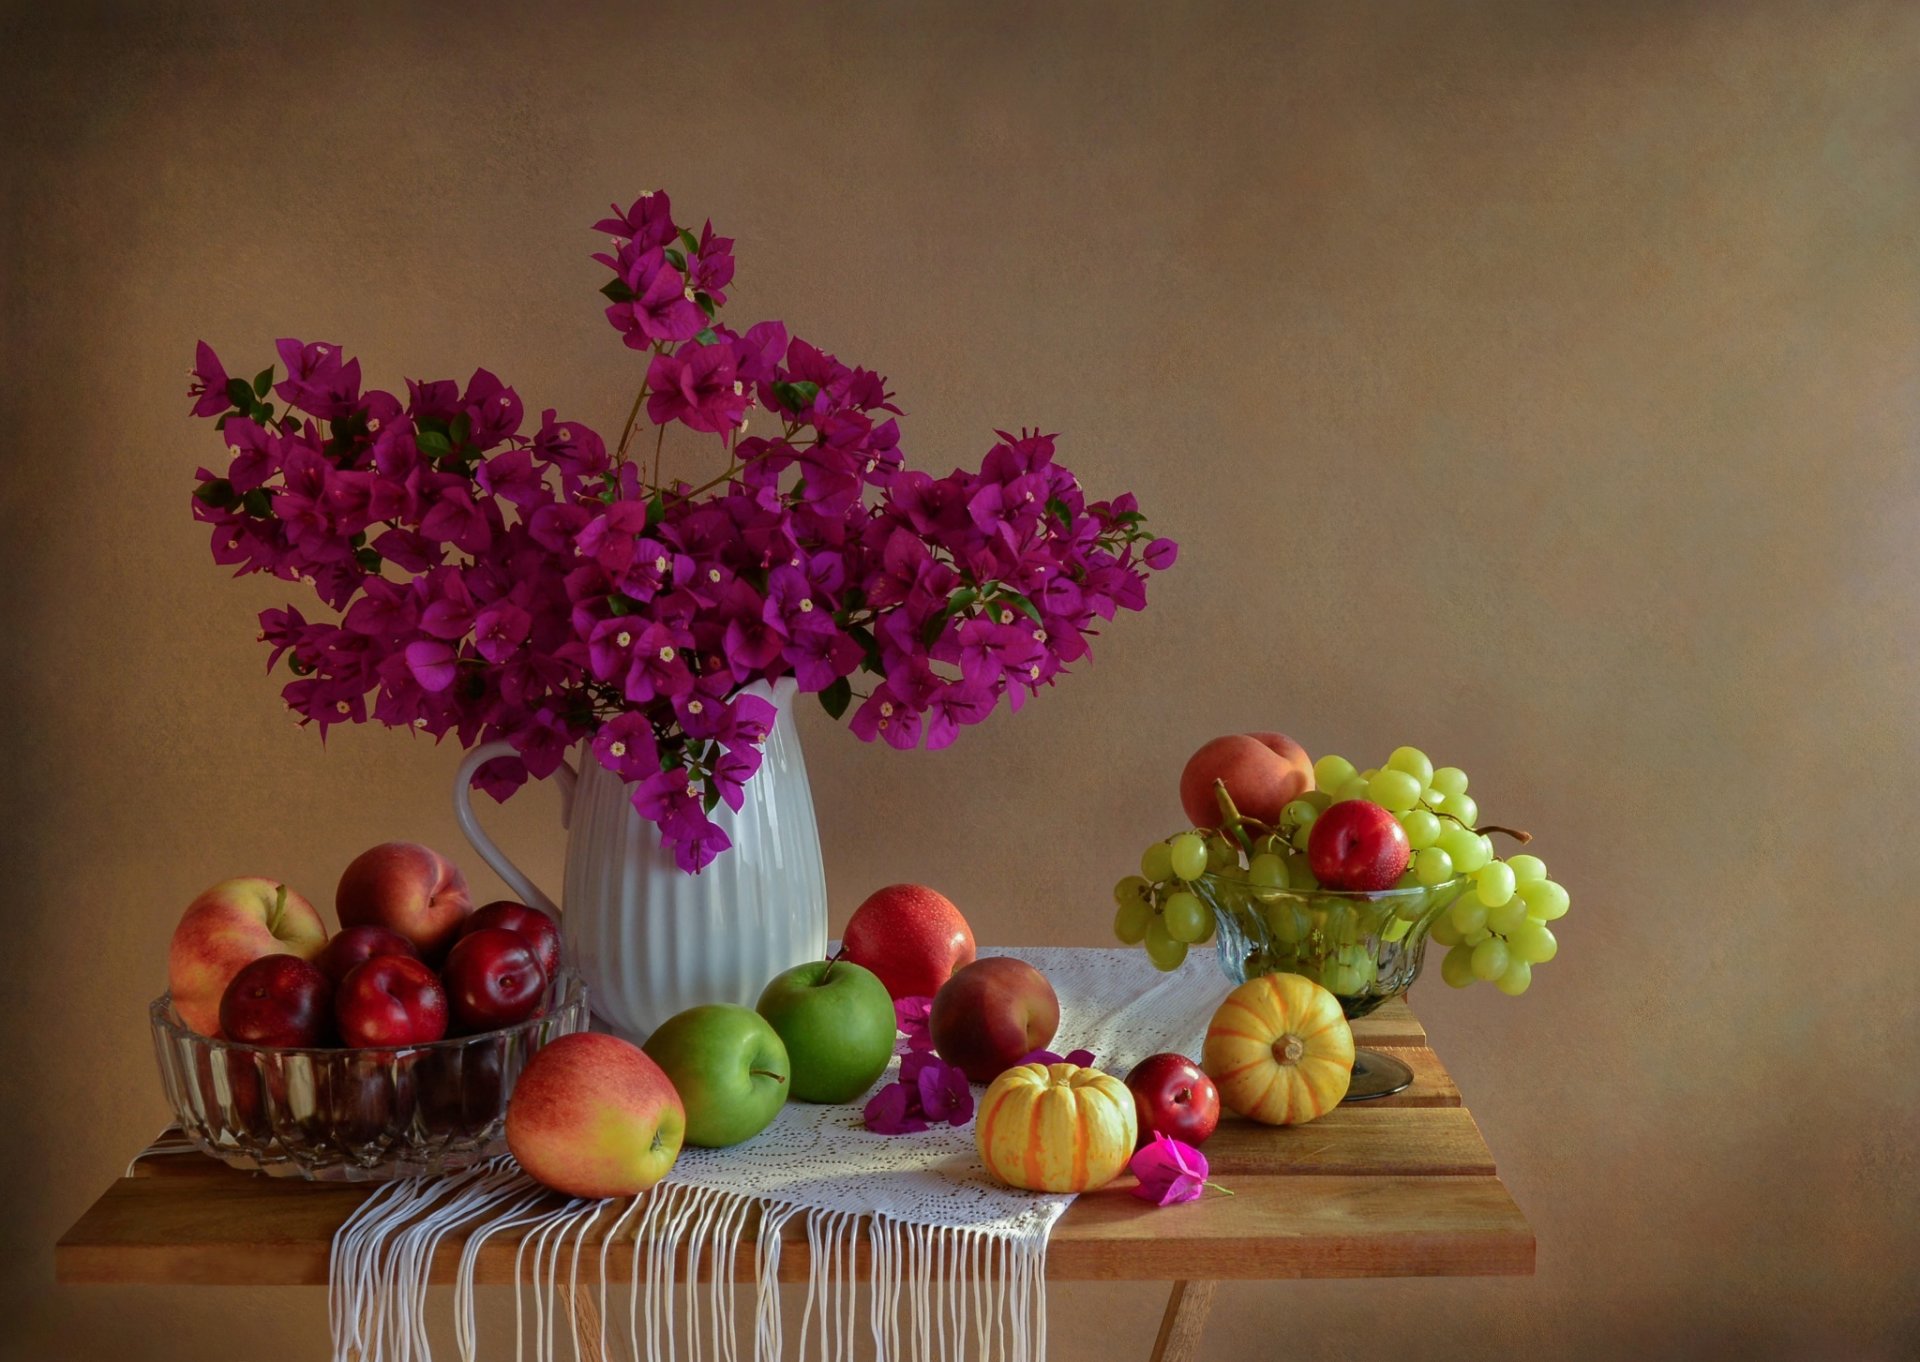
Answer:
975;1063;1137;1193
1202;973;1354;1125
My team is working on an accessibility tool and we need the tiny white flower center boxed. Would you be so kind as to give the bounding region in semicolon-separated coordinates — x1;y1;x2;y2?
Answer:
998;608;1014;624
556;426;568;439
413;717;428;728
367;418;380;431
655;555;668;572
658;645;675;662
335;700;351;715
732;381;743;395
687;700;703;715
609;740;627;757
879;701;895;717
685;780;700;798
228;444;242;457
615;630;633;648
708;568;721;583
799;598;814;613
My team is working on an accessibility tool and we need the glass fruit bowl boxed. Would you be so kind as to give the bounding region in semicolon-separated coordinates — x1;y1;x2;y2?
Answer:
149;970;587;1181
1191;872;1472;1099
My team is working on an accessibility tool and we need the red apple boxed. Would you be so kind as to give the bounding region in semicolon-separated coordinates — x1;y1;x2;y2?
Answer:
1308;798;1411;891
507;1032;686;1198
335;954;449;1047
841;884;975;1000
458;901;561;981
1124;1052;1221;1147
315;925;419;985
218;953;333;1047
1179;732;1315;828
929;957;1060;1083
442;927;549;1032
335;842;472;961
168;878;329;1036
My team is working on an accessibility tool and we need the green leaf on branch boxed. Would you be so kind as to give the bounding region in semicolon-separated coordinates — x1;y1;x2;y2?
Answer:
252;367;274;398
663;247;686;271
241;488;274;517
679;227;700;254
449;413;471;448
1001;590;1044;626
694;327;719;346
417;430;453;456
599;278;636;303
225;377;254;408
607;592;643;617
818;676;852;720
1046;496;1073;528
354;547;383;573
695;291;716;319
771;381;820;413
193;478;238;509
645;491;665;529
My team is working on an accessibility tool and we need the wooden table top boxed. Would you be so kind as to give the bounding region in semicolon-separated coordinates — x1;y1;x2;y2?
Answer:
56;995;1533;1286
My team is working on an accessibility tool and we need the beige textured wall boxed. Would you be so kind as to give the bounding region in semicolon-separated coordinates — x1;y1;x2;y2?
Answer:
5;2;1918;1357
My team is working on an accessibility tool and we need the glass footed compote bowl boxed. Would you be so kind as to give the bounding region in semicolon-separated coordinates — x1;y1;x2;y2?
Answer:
1191;871;1473;1099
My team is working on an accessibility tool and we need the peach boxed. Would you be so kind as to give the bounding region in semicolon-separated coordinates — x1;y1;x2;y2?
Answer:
167;877;328;1036
335;841;472;962
507;1032;686;1197
930;957;1060;1083
1179;732;1314;828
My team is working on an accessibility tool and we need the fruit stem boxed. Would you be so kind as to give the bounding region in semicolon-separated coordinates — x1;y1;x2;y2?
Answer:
269;883;288;935
1475;823;1534;845
819;947;843;985
750;1069;787;1084
1271;1033;1306;1066
1204;1181;1236;1198
1212;779;1261;858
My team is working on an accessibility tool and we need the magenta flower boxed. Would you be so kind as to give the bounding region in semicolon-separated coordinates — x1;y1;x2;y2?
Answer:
189;191;1174;876
188;341;232;417
893;996;935;1053
1129;1133;1228;1208
1019;1048;1097;1069
862;1082;928;1136
864;1052;973;1135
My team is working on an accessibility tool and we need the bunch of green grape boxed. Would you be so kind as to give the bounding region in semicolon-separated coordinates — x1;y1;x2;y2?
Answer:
1111;745;1569;995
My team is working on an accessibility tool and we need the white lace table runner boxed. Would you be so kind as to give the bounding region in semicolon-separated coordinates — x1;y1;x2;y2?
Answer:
330;946;1226;1362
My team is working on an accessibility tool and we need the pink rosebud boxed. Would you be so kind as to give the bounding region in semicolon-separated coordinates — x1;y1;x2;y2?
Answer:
1129;1132;1219;1208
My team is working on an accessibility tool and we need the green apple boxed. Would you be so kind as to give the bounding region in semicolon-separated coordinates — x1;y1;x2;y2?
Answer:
641;1003;790;1148
756;958;896;1103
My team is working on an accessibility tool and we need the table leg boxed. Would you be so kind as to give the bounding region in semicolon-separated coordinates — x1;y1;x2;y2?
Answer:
1148;1279;1217;1362
569;1283;608;1362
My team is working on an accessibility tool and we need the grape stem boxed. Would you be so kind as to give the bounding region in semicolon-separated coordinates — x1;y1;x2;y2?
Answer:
1474;823;1533;845
1210;779;1267;858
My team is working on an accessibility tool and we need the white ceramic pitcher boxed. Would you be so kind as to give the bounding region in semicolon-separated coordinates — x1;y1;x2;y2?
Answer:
451;677;828;1042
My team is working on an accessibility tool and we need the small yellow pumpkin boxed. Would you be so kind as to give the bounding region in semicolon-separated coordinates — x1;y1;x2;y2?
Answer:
1202;973;1354;1125
976;1063;1137;1192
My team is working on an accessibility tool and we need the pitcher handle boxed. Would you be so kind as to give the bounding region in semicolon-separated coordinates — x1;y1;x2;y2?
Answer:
451;740;577;918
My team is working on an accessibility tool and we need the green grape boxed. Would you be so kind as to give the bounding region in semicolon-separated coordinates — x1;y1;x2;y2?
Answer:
1140;842;1174;881
1303;790;1334;813
1320;945;1374;995
1168;833;1208;882
1204;835;1239;870
1429;914;1465;948
1507;853;1547;884
1265;901;1309;943
1368;768;1423;813
1449;898;1488;935
1387;746;1433;786
1470;937;1510;981
1519;879;1569;920
1248;853;1288;888
1213;862;1249;883
1382;916;1412;941
1334;776;1371;803
1163;891;1210;943
1113;875;1151;909
1487;896;1530;935
1393;869;1419;888
1494;957;1532;996
1442;792;1479;827
1465;926;1492;946
1401;809;1442;850
1476;861;1516;908
1313;754;1357;792
1113;898;1152;944
1284;854;1319;889
1281;798;1320;829
1414;847;1454;886
1438;824;1491;873
1291;822;1315;852
1430;766;1469;797
1441;944;1477;988
1144;919;1189;970
1508;921;1557;963
1256;832;1289;858
1359;768;1378;781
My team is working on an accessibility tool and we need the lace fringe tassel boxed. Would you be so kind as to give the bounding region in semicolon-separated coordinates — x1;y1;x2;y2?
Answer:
332;1173;1050;1362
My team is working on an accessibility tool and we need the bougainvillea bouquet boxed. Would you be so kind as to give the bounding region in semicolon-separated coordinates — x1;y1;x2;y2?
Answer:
188;191;1173;871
